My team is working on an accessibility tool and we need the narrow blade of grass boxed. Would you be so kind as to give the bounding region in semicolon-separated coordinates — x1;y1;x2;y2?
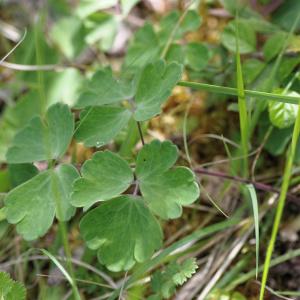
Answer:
40;249;81;300
259;99;300;300
245;184;259;279
235;14;249;178
177;81;300;105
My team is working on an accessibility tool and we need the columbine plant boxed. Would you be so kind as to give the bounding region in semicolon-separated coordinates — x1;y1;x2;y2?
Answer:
4;59;200;272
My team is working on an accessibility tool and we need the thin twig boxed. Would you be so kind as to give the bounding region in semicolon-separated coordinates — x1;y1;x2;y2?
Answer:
0;255;117;288
136;121;145;145
0;61;87;71
196;225;254;300
1;28;27;63
194;167;299;203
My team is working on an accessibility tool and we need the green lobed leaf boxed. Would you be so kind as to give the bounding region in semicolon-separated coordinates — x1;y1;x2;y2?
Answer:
4;164;79;240
6;103;74;163
150;258;197;299
170;258;198;285
135;140;178;180
75;60;182;132
80;195;163;271
75;68;134;108
268;91;300;129
134;60;183;121
140;167;200;219
0;272;26;300
75;106;132;147
136;140;200;219
71;151;134;207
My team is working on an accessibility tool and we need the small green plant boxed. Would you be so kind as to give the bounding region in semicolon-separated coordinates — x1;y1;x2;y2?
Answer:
0;271;26;300
148;258;198;299
3;58;200;285
2;1;300;299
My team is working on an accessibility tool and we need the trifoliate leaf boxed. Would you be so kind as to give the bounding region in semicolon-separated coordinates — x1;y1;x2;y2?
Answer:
71;151;133;207
75;60;182;126
6;103;74;163
136;140;199;219
134;61;183;121
75;68;134;108
0;272;26;300
268;91;300;128
80;195;162;271
4;164;79;240
75;106;132;147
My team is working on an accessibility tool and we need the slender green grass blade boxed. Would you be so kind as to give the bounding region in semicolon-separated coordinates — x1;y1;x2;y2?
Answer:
245;184;259;279
199;182;229;218
40;249;81;300
177;81;300;105
40;249;73;284
235;14;249;178
259;99;300;300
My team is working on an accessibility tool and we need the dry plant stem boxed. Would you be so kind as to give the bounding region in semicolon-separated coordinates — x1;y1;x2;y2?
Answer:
136;121;145;145
0;29;27;63
178;81;300;105
0;255;117;288
193;167;299;203
197;225;254;300
0;61;87;71
259;103;300;300
160;0;194;58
